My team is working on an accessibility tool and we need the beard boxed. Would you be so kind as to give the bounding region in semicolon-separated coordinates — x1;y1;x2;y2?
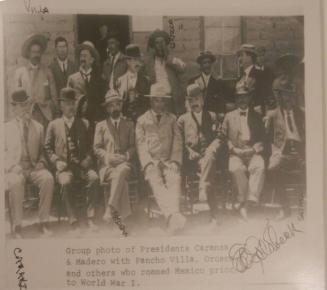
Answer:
111;110;121;119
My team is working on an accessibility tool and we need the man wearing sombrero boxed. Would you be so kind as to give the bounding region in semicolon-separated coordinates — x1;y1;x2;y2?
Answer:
189;50;228;116
14;33;58;128
94;89;136;233
265;81;305;220
136;83;186;234
143;29;186;115
222;83;265;221
116;44;150;122
67;41;106;125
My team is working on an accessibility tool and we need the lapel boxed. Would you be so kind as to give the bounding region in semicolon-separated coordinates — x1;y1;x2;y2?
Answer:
106;118;120;149
58;118;68;146
12;119;22;161
54;58;67;82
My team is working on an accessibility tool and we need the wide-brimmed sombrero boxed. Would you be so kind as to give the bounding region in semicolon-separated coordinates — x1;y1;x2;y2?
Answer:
21;33;48;59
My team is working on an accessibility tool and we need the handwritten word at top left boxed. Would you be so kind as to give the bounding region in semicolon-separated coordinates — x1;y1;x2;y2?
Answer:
23;0;50;15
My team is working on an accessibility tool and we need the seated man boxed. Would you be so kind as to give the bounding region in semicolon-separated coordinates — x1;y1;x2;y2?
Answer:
265;82;305;220
5;89;54;238
136;83;186;234
222;84;266;220
45;88;99;234
93;90;135;235
177;84;223;226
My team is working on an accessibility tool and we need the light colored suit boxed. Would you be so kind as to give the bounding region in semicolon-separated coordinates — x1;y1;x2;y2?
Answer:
177;111;221;214
222;109;265;203
136;110;183;217
13;63;58;126
5;118;54;227
94;117;135;218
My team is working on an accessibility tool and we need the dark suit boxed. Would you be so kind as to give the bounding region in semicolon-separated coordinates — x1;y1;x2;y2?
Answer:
189;74;230;114
102;53;128;90
116;71;150;122
255;65;275;109
49;58;77;96
45;117;99;224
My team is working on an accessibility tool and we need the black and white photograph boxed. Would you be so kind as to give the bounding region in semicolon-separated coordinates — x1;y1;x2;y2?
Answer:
0;0;325;289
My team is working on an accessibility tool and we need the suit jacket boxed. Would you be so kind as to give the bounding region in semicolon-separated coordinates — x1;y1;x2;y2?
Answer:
266;106;305;155
93;117;135;181
135;110;183;170
116;71;150;121
143;53;186;115
67;70;106;123
255;65;275;108
102;52;128;90
5;118;45;172
177;110;217;152
222;108;265;153
49;58;77;95
14;63;58;121
44;117;93;169
189;74;229;114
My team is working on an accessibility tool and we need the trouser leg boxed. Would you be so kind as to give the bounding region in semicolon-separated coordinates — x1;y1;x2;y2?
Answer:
7;173;25;227
84;169;100;219
229;155;248;203
163;166;182;216
248;154;265;203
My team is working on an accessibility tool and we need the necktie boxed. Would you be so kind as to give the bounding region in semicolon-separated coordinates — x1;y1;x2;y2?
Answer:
156;114;161;123
240;111;247;117
114;121;118;129
286;111;294;132
62;62;66;75
23;121;29;146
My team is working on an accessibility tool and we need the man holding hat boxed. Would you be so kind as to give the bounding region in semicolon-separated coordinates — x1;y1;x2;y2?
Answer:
177;84;223;226
93;89;135;232
237;43;265;114
102;31;128;90
5;89;54;238
136;83;185;234
67;41;106;125
45;87;100;234
144;29;186;115
116;44;150;122
14;33;58;128
189;50;228;116
265;81;305;220
222;83;265;220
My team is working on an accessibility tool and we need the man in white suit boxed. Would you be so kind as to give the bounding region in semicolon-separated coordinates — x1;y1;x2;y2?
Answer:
5;89;54;238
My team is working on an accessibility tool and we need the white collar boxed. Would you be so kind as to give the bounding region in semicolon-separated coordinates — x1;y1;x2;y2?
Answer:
127;70;138;78
57;57;68;65
238;107;249;114
193;110;203;116
202;72;211;79
80;67;92;75
63;116;75;124
151;109;165;117
110;116;121;125
244;65;254;76
28;62;39;69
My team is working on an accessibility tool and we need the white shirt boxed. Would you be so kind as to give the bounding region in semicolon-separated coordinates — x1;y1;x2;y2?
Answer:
238;108;250;141
126;70;138;89
109;52;121;89
243;65;254;81
283;109;301;142
201;73;211;88
57;58;68;73
154;57;171;92
192;110;203;126
110;117;121;129
63;116;75;129
80;67;92;82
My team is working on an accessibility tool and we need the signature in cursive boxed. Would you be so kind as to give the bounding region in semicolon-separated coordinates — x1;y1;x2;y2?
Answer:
14;248;28;290
228;220;303;273
23;0;49;15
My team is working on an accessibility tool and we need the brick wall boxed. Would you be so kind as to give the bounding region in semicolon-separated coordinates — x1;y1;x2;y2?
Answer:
3;14;77;119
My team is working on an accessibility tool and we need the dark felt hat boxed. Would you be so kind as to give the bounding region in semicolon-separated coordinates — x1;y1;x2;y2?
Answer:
148;29;170;48
125;44;141;59
59;87;76;102
196;50;216;64
21;33;48;59
11;89;31;104
275;53;300;69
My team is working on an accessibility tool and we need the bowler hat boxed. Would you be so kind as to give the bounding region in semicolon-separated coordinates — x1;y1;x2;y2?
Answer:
21;33;48;59
237;44;257;57
196;51;216;64
102;89;123;106
58;87;76;102
148;29;170;48
125;44;141;59
145;83;171;98
11;89;30;105
275;53;300;69
186;84;202;99
76;41;100;63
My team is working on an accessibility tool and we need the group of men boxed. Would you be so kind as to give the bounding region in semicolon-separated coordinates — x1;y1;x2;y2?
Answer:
5;27;305;238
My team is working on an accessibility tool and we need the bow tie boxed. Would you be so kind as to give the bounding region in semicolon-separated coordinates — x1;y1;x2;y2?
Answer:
240;111;247;116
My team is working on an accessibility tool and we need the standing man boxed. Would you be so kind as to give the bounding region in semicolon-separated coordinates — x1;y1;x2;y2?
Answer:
102;32;127;90
5;89;54;238
236;44;264;114
189;51;228;116
144;29;186;115
49;36;77;98
177;84;223;226
14;33;58;128
136;83;186;234
45;88;100;233
265;82;305;220
94;90;135;233
95;24;109;64
116;44;150;122
67;41;106;125
222;84;266;220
